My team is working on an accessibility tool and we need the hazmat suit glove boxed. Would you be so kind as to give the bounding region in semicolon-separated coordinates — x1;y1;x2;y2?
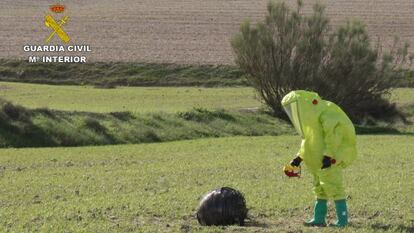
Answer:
290;156;303;167
283;156;302;177
283;164;301;177
321;156;336;169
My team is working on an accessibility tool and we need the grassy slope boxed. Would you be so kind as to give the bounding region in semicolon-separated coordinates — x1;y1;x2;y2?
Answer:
0;85;413;148
0;60;248;87
0;100;293;148
0;82;260;113
0;136;413;232
1;99;412;148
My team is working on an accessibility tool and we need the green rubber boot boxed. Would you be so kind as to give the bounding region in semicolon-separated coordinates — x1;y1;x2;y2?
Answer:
304;199;327;227
330;199;348;227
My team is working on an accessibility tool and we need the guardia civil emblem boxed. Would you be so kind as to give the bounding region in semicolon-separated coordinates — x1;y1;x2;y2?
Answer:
45;3;70;43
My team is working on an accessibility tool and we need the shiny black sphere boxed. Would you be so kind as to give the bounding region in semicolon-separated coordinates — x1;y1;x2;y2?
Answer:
196;187;248;226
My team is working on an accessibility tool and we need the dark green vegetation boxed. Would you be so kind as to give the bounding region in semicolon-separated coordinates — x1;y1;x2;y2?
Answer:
0;99;412;148
1;59;412;89
231;0;413;121
0;99;294;148
0;59;247;87
1;136;413;232
396;69;414;87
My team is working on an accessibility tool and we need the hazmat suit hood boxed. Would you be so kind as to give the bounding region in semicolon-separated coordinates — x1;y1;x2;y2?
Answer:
281;90;324;138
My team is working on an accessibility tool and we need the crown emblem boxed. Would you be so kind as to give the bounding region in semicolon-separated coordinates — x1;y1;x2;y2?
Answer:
50;4;65;13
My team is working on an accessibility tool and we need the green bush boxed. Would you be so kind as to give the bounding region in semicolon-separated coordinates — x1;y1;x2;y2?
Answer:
231;0;413;122
394;69;414;87
177;108;236;122
2;101;30;121
83;117;107;134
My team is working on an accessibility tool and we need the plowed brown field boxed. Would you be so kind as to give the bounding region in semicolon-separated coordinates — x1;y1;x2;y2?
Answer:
1;0;413;64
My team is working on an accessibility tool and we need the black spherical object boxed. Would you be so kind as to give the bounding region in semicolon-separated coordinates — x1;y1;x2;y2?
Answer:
196;187;248;226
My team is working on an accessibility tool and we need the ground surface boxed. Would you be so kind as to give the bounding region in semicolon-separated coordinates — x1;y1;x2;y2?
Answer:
1;0;413;64
0;136;413;232
0;83;413;232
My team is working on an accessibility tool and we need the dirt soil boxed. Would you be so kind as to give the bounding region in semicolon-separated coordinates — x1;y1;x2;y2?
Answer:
1;0;413;64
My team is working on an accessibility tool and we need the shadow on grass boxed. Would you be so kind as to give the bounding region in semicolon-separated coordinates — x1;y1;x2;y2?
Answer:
0;110;57;147
0;101;117;147
355;125;414;135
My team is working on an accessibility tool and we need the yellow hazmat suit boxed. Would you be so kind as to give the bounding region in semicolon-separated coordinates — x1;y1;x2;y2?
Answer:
281;90;357;227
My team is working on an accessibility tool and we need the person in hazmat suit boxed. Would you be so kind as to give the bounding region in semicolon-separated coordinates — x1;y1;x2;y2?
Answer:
281;90;357;227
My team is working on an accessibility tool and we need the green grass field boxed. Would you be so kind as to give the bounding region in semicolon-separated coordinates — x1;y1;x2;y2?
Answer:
1;80;413;232
0;82;260;113
1;82;414;114
0;136;413;232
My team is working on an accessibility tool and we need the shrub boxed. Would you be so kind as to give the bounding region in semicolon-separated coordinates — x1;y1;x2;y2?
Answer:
178;108;236;122
1;101;30;121
110;111;134;121
231;0;413;122
83;117;107;133
141;130;161;143
93;82;117;89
